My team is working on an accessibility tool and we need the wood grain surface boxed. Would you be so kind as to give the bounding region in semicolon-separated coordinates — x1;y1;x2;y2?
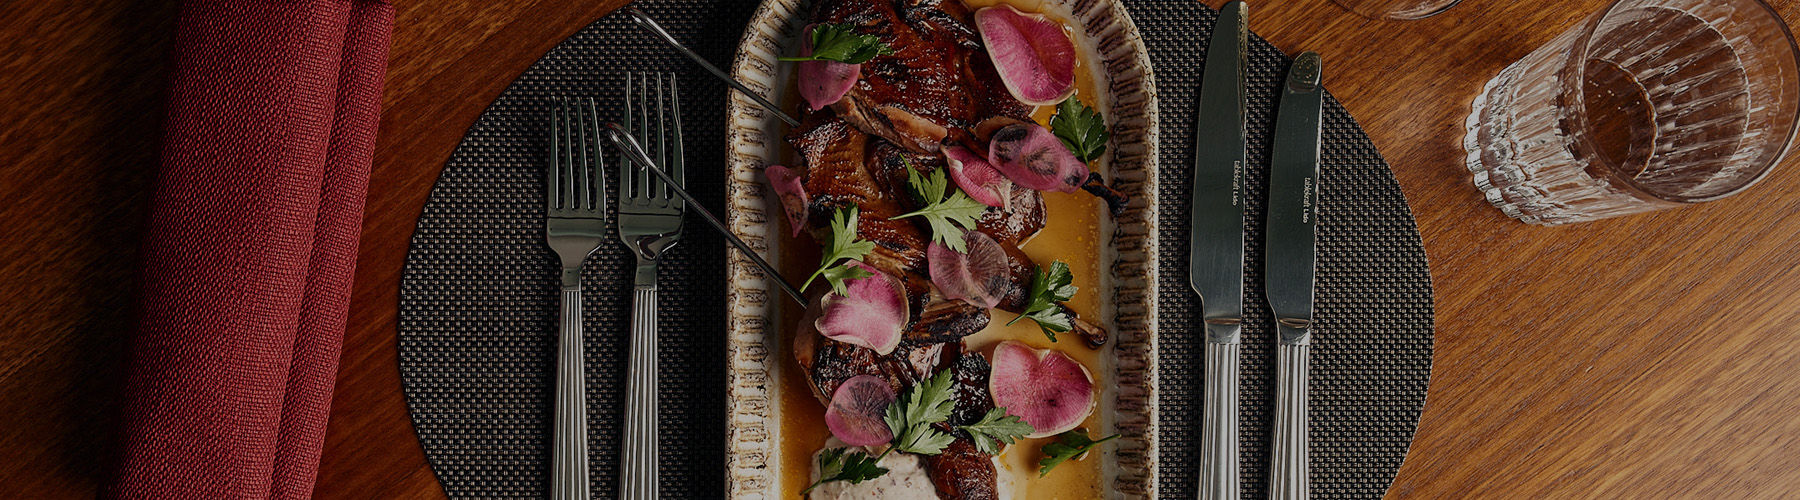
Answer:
4;1;1799;499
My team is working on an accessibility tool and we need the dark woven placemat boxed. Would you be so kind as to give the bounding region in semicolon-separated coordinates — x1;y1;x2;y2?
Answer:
397;1;1435;499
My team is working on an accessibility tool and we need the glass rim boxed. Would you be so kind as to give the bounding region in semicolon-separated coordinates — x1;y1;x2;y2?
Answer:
1382;0;1463;21
1563;0;1800;204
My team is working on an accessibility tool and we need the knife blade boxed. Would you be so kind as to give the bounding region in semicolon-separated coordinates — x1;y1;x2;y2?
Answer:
1265;51;1323;500
1189;3;1248;500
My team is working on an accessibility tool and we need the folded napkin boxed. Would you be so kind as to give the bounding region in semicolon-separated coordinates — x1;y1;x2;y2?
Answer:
110;1;393;499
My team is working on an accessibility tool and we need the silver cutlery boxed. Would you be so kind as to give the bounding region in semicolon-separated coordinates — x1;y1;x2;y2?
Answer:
626;7;800;127
545;96;606;500
1189;3;1248;500
1265;51;1324;500
603;123;808;305
615;72;686;500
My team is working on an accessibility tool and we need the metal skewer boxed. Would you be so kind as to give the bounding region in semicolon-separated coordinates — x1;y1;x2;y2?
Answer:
604;122;808;305
626;7;802;127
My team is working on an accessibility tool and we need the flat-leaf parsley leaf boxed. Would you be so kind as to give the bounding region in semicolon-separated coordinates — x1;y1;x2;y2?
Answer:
1037;430;1120;477
778;23;895;65
1007;261;1079;341
894;166;986;253
883;368;957;455
957;407;1035;454
801;205;877;296
1050;97;1109;163
802;447;890;494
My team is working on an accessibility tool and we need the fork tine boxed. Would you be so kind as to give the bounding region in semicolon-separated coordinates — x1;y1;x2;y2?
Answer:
561;96;576;209
562;97;579;210
586;97;606;213
572;97;591;211
668;74;685;202
637;72;655;201
620;75;635;206
547;97;562;211
654;72;669;200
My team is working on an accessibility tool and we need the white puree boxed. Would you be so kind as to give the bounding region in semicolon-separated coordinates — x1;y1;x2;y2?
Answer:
808;438;1016;500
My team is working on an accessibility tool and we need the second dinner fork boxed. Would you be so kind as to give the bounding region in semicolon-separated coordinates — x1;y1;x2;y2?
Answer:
545;96;606;500
615;72;684;500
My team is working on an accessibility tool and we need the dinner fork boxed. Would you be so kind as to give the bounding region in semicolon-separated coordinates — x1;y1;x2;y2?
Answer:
544;96;605;500
615;72;684;500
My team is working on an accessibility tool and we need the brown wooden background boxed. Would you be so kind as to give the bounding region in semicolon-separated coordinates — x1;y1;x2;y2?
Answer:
6;0;1800;498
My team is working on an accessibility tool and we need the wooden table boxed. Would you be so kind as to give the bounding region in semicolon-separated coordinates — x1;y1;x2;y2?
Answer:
7;0;1800;498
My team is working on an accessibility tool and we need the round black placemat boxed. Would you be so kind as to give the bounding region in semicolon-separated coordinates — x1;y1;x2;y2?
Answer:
397;1;1435;499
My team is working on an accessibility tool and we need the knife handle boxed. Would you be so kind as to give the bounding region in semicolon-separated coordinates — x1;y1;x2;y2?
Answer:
1269;338;1310;500
1200;340;1241;500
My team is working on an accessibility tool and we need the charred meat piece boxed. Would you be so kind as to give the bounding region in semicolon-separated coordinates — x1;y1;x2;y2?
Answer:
792;122;989;345
962;49;1034;122
975;185;1046;245
830;92;950;154
900;0;980;49
788;117;927;297
811;0;971;128
904;297;991;347
810;0;1030;139
923;438;1000;500
790;114;924;273
795;324;938;404
944;345;996;428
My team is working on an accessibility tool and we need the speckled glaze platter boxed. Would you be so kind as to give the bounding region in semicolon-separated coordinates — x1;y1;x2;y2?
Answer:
719;0;1161;498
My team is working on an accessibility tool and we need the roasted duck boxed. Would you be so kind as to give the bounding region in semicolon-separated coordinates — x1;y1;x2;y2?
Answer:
781;0;1125;497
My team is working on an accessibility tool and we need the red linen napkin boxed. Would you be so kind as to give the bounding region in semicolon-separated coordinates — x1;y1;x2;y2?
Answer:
109;1;393;499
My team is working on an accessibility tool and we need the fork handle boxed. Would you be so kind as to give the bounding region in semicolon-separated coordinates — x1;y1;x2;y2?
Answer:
1270;339;1310;500
552;287;590;500
620;277;659;500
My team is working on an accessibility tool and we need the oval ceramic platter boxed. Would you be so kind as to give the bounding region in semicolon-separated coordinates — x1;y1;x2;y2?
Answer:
720;0;1159;498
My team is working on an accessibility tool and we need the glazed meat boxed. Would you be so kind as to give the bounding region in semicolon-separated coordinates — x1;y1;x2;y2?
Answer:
943;344;996;428
924;345;1002;500
789;116;993;344
810;0;1031;139
784;1;1111;495
795;322;943;402
923;438;1000;500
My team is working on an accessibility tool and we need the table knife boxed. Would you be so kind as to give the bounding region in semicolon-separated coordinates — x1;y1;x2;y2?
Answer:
1189;3;1248;500
1265;51;1324;500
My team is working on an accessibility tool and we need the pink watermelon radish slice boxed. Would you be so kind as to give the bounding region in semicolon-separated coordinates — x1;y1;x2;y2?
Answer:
989;340;1094;438
764;165;808;237
975;5;1078;106
988;123;1088;193
797;24;861;111
943;145;1012;208
927;230;1012;309
815;261;907;355
824;374;897;447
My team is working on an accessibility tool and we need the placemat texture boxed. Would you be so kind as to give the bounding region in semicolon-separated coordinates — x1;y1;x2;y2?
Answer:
397;1;1435;499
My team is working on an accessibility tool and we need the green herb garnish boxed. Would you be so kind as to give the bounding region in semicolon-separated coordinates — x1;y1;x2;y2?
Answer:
893;165;987;253
801;205;877;296
883;368;958;455
800;368;964;493
957;407;1035;454
1037;430;1120;477
1008;261;1079;341
1050;97;1109;164
778;23;895;65
802;447;890;494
